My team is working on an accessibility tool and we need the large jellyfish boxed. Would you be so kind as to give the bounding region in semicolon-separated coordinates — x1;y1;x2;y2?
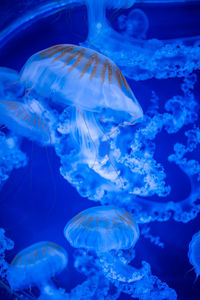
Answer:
7;241;68;300
64;205;149;283
11;44;143;185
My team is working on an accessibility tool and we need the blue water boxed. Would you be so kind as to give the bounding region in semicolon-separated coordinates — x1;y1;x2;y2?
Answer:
0;1;200;299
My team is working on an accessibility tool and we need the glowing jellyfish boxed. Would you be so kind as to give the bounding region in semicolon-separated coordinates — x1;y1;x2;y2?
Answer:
64;206;146;283
7;241;68;300
188;231;200;278
118;9;149;39
18;44;143;182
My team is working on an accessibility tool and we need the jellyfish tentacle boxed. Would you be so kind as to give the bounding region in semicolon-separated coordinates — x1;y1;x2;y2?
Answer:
99;251;145;283
75;106;98;170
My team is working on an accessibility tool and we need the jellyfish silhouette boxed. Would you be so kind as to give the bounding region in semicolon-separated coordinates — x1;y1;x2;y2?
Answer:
7;241;68;300
188;231;200;278
118;9;149;39
64;206;146;283
18;44;143;181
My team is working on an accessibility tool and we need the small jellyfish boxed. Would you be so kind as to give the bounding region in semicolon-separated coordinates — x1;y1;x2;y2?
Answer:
118;9;149;39
188;231;200;278
7;241;68;300
83;0;136;38
64;206;146;283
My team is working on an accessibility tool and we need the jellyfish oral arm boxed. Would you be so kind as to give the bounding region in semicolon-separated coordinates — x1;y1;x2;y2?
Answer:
99;251;145;283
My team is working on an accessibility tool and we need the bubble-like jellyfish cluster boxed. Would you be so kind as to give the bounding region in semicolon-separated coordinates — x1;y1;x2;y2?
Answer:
0;1;199;299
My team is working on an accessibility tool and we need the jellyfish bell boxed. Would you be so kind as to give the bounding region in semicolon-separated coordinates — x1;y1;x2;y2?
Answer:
64;206;146;283
7;241;68;300
20;44;143;121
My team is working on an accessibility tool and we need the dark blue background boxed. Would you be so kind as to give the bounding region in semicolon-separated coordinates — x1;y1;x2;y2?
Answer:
0;2;200;299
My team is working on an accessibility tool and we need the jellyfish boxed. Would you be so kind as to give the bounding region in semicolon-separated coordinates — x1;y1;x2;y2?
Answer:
118;9;149;39
188;231;200;279
64;206;147;283
17;44;143;183
0;45;144;211
7;241;68;300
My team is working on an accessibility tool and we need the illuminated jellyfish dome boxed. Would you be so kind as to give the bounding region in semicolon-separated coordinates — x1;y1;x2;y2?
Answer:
64;206;147;283
64;206;139;252
7;241;68;299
